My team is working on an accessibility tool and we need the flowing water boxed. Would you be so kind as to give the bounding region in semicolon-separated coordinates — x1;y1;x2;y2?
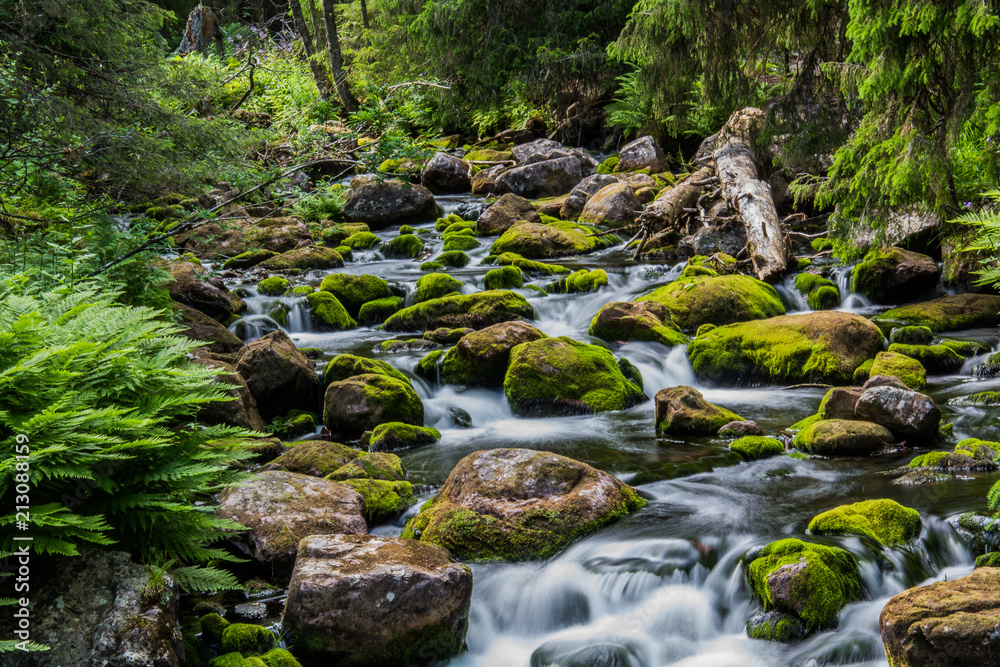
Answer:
220;189;1000;667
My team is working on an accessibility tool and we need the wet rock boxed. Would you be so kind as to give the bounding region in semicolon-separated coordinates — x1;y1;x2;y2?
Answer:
851;247;939;304
420;151;472;193
679;217;748;257
888;343;964;374
414;272;463;303
318;273;392;316
529;636;646;666
384;290;534;332
175;302;243;354
889;325;934;346
282;534;473;666
818;387;863;420
746;610;807;643
718;420;763;437
235;330;321;421
364;422;442;452
616;135;668;173
483;265;524;290
471;164;506;195
192;355;267;431
655;386;744;435
424;327;475;344
402;448;645;560
578;182;641;225
548;268;608;294
688;311;884;386
338;478;417;524
880;567;1000;667
588;300;688;347
510;139;599;171
476;193;541;235
504;337;647;416
441;321;547;387
949;512;1000;556
746;538;861;632
215;471;366;582
305;291;357;331
807;498;921;546
793;272;841;310
638;274;786;332
259;245;344;271
490;220;618;259
261;440;365;477
874;293;1000;332
167;261;243;321
323;353;411;388
175;216;312;258
869;351;926;390
0;551;183;667
342;176;440;227
494;156;593;198
730;436;785;460
854;385;941;440
793;419;895;455
358;296;403;326
323;373;424;438
384;232;425;258
559;173;620;220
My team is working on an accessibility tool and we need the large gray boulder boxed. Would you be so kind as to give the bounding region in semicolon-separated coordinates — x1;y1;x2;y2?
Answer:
282;534;473;666
494;156;592;198
559;173;620;220
617;135;668;172
215;470;367;582
855;385;941;440
0;551;183;667
342;176;440;227
420;152;471;193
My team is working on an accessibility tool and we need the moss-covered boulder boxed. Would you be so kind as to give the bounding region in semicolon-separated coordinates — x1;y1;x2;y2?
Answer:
873;293;1000;332
654;385;744;435
889;325;934;345
257;276;290;297
323;373;423;438
483;265;523;290
414;273;463;303
490;251;571;276
851;247;939;304
442;233;481;252
503;337;646;416
341;231;381;250
808;499;921;546
220;624;275;656
235;330;322;421
322;222;370;246
384;290;533;332
794;273;841;310
792;419;895;455
687;311;884;385
319;273;392;315
855;384;941;440
476;193;541;235
223;249;277;270
365;422;442;452
424;327;474;344
326;450;405;483
746;538;861;631
548;268;608;293
880;568;1000;667
489;220;617;259
401;448;645;560
215;471;366;581
578;182;641;225
888;343;964;373
260;246;344;271
731;436;785;460
305;291;357;331
383;233;424;258
869;351;926;390
262;440;363;477
357;296;403;326
746;611;807;643
415;349;447;382
338;479;415;523
588;301;688;347
436;250;470;267
323;353;410;388
440;321;547;387
637;274;785;332
282;535;472;665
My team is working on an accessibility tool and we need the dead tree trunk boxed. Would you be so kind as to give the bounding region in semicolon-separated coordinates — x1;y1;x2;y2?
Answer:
176;4;224;56
290;0;334;97
631;166;714;258
712;108;790;283
321;0;359;112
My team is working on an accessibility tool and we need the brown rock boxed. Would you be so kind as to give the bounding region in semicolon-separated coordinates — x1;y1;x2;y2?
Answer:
476;193;540;235
655;386;744;435
855;385;941;440
192;355;267;431
175;302;243;354
342;177;440;227
819;387;863;420
420;152;472;193
440;321;547;386
617;135;668;172
234;329;321;421
167;262;243;320
578;182;641;225
559;174;620;220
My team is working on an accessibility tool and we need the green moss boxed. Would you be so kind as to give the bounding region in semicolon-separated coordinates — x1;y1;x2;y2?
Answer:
789;413;822;433
383;233;424;258
587;301;689;347
638;274;786;331
436;250;470;267
887;343;963;373
889;326;934;345
731;436;785;461
695;323;716;337
794;273;841;310
323;353;411;387
209;653;248;667
503;336;645;415
357;296;403;325
947;391;1000;406
318;273;392;314
269;411;318;439
420;261;445;271
484;265;523;290
466;148;514;162
415;349;447;382
688;312;884;385
793;419;894;455
266;440;364;476
327;449;405;481
938;338;991;357
261;246;344;271
746;612;806;642
305;291;357;330
324;373;423;428
807;499;922;546
869;351;927;390
367;422;441;452
443;234;481;252
746;538;861;630
550;268;608;293
257;276;290;297
220;623;275;656
811;238;833;252
340;478;417;523
199;613;230;643
378;157;423;174
908;450;949;467
291;285;314;295
415;273;464;303
341;231;381;250
655;386;743;434
955;438;1000;461
443;219;477;234
597;155;619;174
334;245;353;261
146;204;186;221
873;293;1000;332
853;359;874;384
489;220;618;258
384;290;534;332
260;648;303;667
975;552;1000;568
491;251;571;276
435;213;465;231
223;250;277;269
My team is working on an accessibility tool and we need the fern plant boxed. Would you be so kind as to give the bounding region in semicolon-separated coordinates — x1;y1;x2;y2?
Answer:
957;189;1000;288
0;279;255;592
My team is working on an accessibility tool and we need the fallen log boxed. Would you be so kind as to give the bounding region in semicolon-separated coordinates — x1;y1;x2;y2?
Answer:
712;108;790;283
629;166;713;259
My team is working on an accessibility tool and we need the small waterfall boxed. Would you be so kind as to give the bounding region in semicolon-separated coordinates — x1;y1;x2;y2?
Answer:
776;273;810;312
832;265;873;311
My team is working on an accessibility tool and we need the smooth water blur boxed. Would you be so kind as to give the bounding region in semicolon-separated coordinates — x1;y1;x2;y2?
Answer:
220;187;1000;667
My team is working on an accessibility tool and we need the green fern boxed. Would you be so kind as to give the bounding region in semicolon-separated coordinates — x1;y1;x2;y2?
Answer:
955;189;1000;288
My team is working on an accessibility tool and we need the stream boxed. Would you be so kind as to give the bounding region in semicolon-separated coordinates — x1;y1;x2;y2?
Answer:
218;188;1000;667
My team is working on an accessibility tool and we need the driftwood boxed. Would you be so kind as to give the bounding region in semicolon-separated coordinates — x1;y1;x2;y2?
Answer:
630;166;714;259
712;108;790;283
